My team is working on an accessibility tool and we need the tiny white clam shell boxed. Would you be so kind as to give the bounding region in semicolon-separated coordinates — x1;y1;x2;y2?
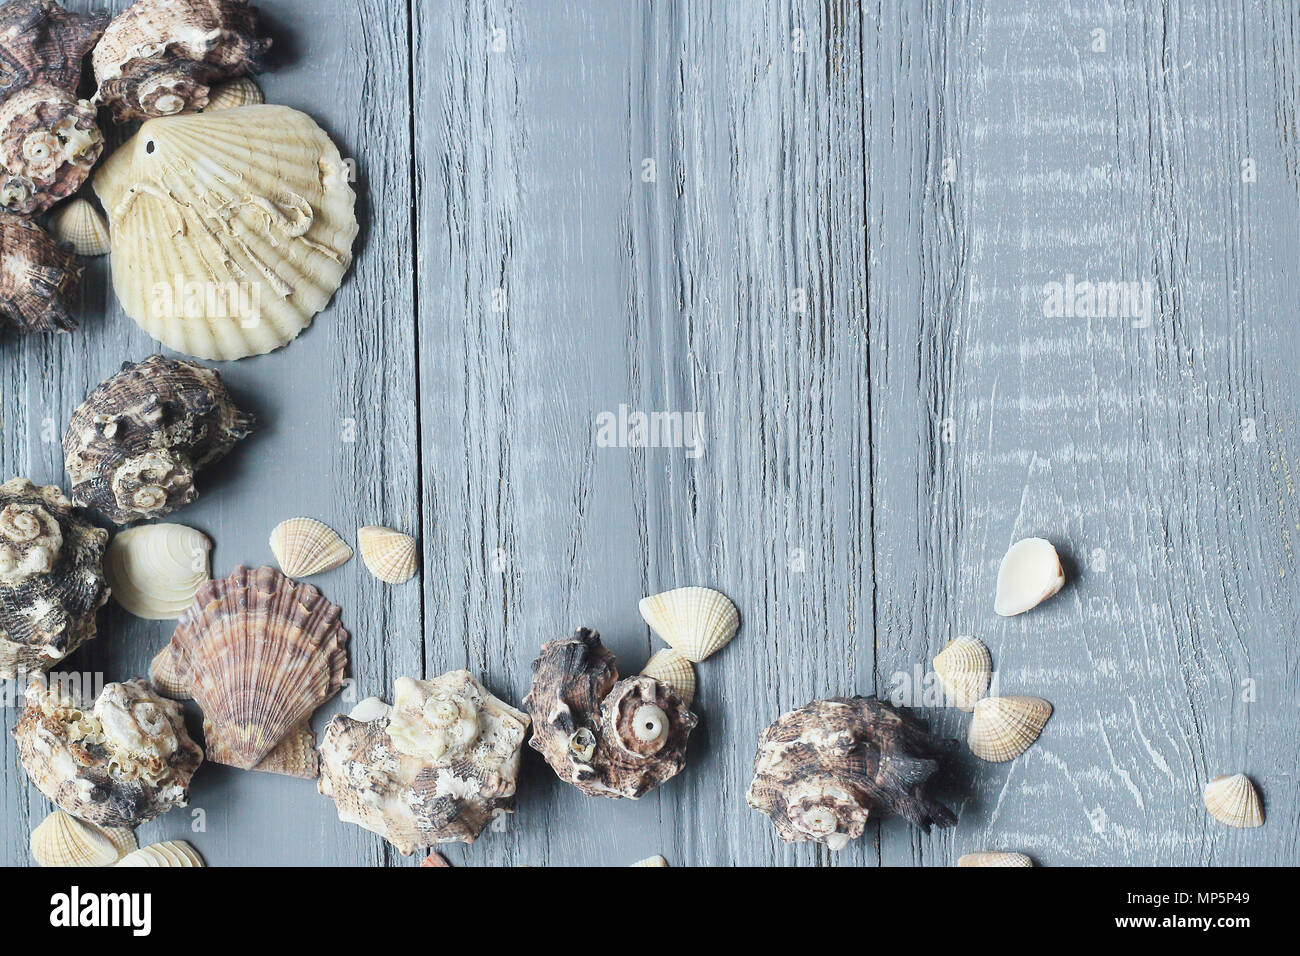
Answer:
205;77;264;111
1203;773;1263;828
30;809;135;867
933;636;992;711
994;537;1065;616
269;517;353;577
957;851;1033;867
116;840;205;867
640;648;696;706
358;525;418;584
638;586;739;663
349;696;392;721
629;855;669;867
967;695;1052;762
48;198;111;256
105;523;211;620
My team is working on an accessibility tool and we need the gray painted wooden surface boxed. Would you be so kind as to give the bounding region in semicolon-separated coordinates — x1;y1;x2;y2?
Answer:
1;0;1296;866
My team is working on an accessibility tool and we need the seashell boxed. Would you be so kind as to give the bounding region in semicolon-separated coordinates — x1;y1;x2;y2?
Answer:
152;566;347;772
0;1;107;216
637;586;739;663
249;721;318;779
524;628;698;799
0;212;81;332
205;76;262;111
0;477;109;678
994;537;1065;616
319;671;530;853
15;673;203;829
30;809;135;867
270;517;352;578
357;525;418;584
64;356;255;524
640;648;696;706
48;198;110;256
968;695;1053;762
421;852;451;867
116;840;205;867
1203;773;1264;828
629;855;669;867
147;640;190;699
957;851;1034;867
105;523;211;620
93;105;358;360
92;0;270;122
933;636;992;712
747;697;957;850
349;696;391;722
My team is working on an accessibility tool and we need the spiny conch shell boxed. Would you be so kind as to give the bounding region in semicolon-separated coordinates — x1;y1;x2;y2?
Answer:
48;198;110;256
1203;773;1264;828
204;75;262;111
116;840;205;867
64;355;255;524
933;636;992;712
747;697;957;850
957;851;1034;867
0;212;81;332
270;517;352;578
151;566;348;774
93;105;358;360
0;1;106;217
641;648;696;706
0;477;109;679
15;674;203;829
30;809;136;867
357;525;418;584
318;671;530;853
638;586;739;663
967;695;1053;762
994;537;1065;616
92;0;270;122
629;855;669;867
105;523;211;619
524;628;697;800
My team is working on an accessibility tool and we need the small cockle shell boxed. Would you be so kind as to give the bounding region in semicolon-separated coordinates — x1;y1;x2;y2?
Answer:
933;636;992;711
30;809;136;867
629;855;669;867
994;537;1065;616
204;76;262;110
0;212;81;332
358;525;417;584
270;517;353;578
638;586;739;663
1202;773;1264;828
957;851;1034;867
641;648;696;706
116;840;205;867
105;523;210;620
48;198;110;256
967;695;1053;762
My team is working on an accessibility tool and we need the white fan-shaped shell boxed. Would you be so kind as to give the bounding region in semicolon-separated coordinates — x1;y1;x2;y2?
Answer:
629;855;669;867
206;77;264;111
637;586;739;663
269;517;352;577
641;648;696;706
30;809;135;867
357;525;418;584
968;696;1053;762
116;840;205;867
93;105;358;361
105;523;211;620
1203;773;1264;828
933;636;992;711
957;851;1033;867
994;537;1065;616
48;198;111;256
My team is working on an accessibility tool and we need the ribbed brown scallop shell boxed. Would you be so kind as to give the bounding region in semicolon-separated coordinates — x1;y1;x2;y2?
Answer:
0;212;80;332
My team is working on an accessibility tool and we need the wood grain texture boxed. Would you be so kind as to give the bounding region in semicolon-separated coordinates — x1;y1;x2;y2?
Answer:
2;0;1296;866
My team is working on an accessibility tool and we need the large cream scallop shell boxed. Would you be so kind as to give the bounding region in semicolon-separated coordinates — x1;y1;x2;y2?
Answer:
270;517;352;578
205;77;264;112
105;523;211;619
957;851;1033;867
48;198;111;256
637;586;739;663
933;636;992;711
30;809;136;867
641;648;696;706
1203;773;1264;828
967;696;1052;762
116;840;205;867
358;525;418;584
93;105;358;361
994;538;1065;616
